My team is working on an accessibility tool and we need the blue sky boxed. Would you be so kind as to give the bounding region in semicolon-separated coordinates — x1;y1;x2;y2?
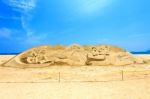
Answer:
0;0;150;53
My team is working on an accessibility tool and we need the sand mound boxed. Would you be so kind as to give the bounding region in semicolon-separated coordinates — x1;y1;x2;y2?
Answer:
2;44;147;68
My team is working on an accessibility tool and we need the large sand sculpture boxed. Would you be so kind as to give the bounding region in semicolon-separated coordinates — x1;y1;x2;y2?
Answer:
2;44;148;68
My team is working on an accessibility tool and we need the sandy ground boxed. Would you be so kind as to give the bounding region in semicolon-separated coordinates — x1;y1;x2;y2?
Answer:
0;79;150;99
0;55;15;65
0;54;150;99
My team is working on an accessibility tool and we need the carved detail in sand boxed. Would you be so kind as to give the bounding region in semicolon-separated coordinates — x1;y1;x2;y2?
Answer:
2;44;148;67
85;45;135;66
52;44;87;66
19;44;87;66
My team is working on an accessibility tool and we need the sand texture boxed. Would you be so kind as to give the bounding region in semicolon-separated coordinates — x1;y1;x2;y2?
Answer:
2;44;150;68
0;45;150;99
0;45;150;82
0;61;150;99
0;54;150;82
0;55;150;98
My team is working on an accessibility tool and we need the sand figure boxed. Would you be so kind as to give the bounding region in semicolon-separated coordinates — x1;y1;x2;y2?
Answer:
64;44;87;65
46;44;87;66
86;46;106;65
2;44;149;68
85;45;134;66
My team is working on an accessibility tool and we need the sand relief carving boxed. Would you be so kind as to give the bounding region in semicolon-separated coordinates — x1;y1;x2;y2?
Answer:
86;46;110;65
2;44;150;68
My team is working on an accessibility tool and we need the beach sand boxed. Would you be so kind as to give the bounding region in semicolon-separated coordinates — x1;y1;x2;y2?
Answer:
0;54;150;99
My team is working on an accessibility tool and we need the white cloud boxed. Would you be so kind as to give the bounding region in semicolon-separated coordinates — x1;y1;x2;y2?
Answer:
20;13;48;45
7;0;36;12
21;15;32;34
2;0;47;46
0;28;12;39
23;33;48;45
3;0;36;31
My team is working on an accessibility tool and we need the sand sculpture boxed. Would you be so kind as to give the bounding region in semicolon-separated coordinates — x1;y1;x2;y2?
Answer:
2;44;148;68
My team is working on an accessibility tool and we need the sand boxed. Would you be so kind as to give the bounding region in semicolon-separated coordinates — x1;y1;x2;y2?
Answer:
4;44;143;67
1;79;150;99
0;55;15;65
0;54;150;99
